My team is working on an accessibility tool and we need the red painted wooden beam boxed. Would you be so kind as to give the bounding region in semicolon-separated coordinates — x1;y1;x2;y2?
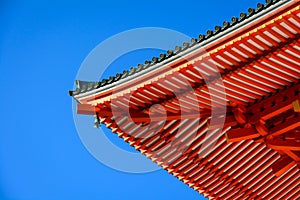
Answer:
77;103;124;117
225;126;260;142
285;150;300;162
272;156;295;177
78;102;233;124
77;104;100;115
270;113;300;137
248;83;300;123
267;138;300;151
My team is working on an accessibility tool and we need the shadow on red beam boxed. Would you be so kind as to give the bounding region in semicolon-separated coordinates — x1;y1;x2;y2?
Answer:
267;138;300;151
270;114;300;137
285;150;300;162
225;126;260;142
248;83;300;123
272;156;296;177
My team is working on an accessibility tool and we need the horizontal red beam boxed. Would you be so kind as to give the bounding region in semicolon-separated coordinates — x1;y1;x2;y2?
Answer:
77;104;124;117
131;109;229;123
78;103;231;123
77;104;100;115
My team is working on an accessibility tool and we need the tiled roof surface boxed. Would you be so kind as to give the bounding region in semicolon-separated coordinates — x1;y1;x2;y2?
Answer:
69;0;284;97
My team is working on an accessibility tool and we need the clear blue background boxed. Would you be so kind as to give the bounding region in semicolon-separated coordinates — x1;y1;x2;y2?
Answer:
0;0;259;199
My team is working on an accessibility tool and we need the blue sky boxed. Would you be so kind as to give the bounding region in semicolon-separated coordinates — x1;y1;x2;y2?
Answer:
0;0;259;199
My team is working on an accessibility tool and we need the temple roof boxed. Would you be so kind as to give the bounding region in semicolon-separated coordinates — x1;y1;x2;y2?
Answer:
69;0;286;97
70;0;300;199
